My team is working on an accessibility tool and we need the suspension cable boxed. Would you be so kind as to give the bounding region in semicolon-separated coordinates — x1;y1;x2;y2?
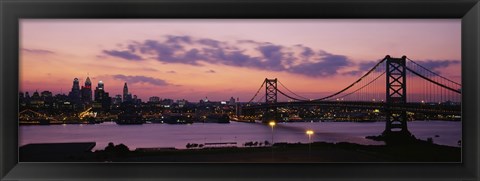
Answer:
405;66;461;94
332;71;386;101
406;57;461;86
255;94;266;103
277;80;310;100
277;88;307;101
247;81;266;104
309;58;386;102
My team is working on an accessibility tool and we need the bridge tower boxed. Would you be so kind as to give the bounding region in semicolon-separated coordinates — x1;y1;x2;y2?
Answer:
264;78;278;122
383;55;412;138
265;78;278;104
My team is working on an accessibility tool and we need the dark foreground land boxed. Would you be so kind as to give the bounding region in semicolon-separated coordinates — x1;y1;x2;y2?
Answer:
20;141;460;162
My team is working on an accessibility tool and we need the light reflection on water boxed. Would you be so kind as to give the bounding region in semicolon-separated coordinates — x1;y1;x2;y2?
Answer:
19;121;461;150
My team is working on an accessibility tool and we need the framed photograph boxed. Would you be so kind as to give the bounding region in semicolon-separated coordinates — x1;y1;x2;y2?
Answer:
1;0;479;180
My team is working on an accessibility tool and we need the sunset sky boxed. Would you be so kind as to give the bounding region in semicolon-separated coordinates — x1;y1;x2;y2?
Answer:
20;19;461;102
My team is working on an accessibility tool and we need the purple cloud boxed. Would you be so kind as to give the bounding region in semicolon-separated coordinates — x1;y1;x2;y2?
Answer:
127;44;136;52
415;60;460;70
343;61;379;76
289;52;352;77
409;59;460;75
142;68;158;72
198;38;222;47
342;70;364;76
358;61;378;71
165;35;192;44
102;35;358;77
138;39;205;65
103;50;143;61
22;48;54;54
301;47;314;58
257;44;285;71
112;75;170;86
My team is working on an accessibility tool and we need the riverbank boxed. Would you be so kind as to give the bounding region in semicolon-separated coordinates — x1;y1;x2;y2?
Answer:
20;141;460;162
111;142;460;162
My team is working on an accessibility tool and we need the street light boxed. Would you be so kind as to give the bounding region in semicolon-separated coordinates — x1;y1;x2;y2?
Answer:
306;130;314;158
269;121;276;145
269;121;276;162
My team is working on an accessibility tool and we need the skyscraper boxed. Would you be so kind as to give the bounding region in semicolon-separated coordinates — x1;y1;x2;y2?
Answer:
113;94;122;105
30;90;44;108
68;78;82;108
148;96;160;103
19;92;25;107
98;80;104;90
72;78;80;90
94;81;104;102
123;82;128;102
94;80;111;111
81;76;93;105
24;92;31;106
41;91;53;108
229;97;236;106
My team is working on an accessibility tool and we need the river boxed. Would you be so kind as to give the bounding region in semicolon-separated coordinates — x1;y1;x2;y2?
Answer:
19;121;461;150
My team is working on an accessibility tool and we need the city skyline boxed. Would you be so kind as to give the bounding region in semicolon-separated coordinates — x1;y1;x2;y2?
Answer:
20;19;461;101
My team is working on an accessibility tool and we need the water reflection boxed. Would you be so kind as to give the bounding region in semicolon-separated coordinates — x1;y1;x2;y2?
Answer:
19;121;461;150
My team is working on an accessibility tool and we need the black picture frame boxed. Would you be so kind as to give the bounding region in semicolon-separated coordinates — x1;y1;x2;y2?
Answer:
1;0;479;180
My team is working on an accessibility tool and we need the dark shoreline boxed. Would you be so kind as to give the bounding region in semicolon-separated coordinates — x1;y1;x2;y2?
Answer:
20;140;460;162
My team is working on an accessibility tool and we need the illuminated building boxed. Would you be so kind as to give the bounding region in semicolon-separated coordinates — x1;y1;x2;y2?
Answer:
148;96;160;103
81;77;93;105
113;94;122;105
229;97;236;106
30;90;44;108
123;82;129;102
94;80;111;111
68;78;82;107
41;91;53;108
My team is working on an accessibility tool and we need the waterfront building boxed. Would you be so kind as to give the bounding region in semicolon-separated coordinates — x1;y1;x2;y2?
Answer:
123;82;128;102
41;91;54;108
112;94;122;105
81;77;93;105
68;78;82;107
228;97;236;106
24;92;31;105
161;99;174;107
94;80;111;111
136;98;142;105
133;95;138;103
41;91;52;98
148;96;160;103
177;99;187;108
19;92;25;107
204;97;209;103
146;96;161;108
94;81;104;101
124;93;133;103
30;90;44;108
133;95;142;105
53;93;72;110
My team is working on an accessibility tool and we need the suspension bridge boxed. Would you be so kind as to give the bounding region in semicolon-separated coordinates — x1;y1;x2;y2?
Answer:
241;55;461;138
